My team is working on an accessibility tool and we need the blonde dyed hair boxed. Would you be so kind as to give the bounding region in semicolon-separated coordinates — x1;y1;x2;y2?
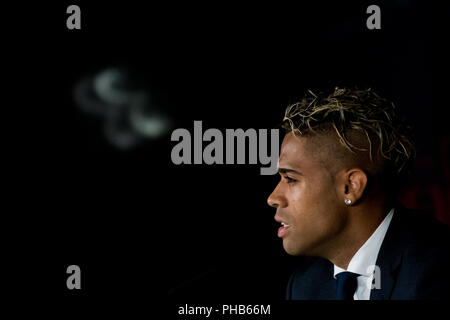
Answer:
282;87;416;177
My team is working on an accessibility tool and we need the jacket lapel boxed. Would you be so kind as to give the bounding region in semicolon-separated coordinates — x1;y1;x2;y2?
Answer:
370;205;405;300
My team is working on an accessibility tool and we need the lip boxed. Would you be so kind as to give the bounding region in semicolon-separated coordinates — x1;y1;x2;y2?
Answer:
274;215;286;224
277;225;290;238
275;215;291;238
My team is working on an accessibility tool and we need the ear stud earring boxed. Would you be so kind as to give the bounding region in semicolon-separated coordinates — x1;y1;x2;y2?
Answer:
345;198;352;205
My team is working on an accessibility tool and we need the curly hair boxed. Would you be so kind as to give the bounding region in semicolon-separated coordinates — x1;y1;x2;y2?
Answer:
282;87;416;178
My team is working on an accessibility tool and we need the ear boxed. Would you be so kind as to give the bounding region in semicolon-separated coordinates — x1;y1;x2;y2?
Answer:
343;169;368;205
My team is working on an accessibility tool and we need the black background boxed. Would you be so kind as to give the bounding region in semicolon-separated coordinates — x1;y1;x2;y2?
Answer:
6;0;449;316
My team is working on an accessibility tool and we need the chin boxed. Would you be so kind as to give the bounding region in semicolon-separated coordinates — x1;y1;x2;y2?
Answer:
283;241;305;256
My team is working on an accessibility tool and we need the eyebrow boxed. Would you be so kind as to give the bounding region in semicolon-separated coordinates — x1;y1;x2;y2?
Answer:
278;168;303;175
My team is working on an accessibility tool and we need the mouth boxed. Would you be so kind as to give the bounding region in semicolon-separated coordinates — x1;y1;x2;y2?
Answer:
275;216;291;238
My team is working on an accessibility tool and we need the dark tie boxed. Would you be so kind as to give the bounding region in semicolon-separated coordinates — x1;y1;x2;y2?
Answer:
336;271;359;300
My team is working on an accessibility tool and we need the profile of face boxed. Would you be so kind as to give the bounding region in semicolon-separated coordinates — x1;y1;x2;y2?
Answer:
267;133;350;257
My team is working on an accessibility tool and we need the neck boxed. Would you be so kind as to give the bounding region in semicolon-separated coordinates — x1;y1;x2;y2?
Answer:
324;197;392;270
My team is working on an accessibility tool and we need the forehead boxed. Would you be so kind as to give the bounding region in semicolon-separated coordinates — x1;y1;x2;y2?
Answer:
279;133;316;171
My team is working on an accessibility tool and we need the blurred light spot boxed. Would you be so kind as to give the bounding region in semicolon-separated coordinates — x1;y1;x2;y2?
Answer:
73;67;173;150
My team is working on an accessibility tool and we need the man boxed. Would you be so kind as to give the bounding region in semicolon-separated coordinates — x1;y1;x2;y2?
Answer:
267;87;449;300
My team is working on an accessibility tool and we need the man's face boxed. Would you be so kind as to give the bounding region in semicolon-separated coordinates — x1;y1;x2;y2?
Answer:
267;133;348;257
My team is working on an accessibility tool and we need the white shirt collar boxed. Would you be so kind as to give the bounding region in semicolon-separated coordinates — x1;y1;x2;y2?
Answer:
334;208;394;278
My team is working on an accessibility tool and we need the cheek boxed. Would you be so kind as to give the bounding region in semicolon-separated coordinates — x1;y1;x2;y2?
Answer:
288;179;343;238
288;178;337;216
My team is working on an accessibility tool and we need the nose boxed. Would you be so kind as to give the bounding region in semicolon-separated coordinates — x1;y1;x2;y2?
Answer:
267;182;286;208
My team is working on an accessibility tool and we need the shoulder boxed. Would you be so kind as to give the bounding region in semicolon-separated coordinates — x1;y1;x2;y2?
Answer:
391;206;449;252
388;206;450;298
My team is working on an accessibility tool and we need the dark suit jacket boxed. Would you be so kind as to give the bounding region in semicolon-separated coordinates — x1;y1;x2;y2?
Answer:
286;205;450;300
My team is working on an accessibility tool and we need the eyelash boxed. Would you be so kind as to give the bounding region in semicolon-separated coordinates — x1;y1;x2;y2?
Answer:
283;176;296;183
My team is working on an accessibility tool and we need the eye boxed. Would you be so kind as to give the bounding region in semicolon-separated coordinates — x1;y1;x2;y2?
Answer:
283;175;297;183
